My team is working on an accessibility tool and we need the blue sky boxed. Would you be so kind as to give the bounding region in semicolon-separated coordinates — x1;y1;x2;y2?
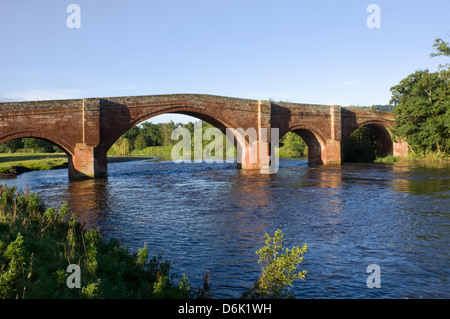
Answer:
0;0;448;123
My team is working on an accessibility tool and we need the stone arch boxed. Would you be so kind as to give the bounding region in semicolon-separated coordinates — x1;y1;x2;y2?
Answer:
286;125;327;164
345;120;394;157
101;104;251;168
104;107;237;152
0;131;74;156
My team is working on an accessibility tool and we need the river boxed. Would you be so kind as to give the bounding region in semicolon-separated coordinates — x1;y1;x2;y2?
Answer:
1;158;449;298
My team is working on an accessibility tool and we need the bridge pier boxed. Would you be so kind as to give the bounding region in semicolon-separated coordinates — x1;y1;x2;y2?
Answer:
324;139;342;165
68;143;107;180
393;140;409;158
235;100;275;172
324;105;342;165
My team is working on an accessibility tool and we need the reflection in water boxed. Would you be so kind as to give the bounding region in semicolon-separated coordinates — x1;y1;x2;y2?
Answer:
66;179;110;229
1;159;449;298
392;162;450;195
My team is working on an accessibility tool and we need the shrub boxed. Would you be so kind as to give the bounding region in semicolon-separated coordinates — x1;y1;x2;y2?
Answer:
243;229;307;299
0;185;192;299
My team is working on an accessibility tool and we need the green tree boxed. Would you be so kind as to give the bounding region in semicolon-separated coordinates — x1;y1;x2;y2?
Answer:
123;126;140;144
134;134;147;151
23;138;60;153
160;121;176;146
343;127;378;162
0;139;24;153
141;122;162;146
110;137;131;156
389;37;450;157
430;37;450;57
390;68;450;155
243;229;307;299
279;132;307;158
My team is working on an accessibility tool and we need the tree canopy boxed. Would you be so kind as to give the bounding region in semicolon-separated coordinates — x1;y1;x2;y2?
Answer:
389;37;450;156
430;37;450;58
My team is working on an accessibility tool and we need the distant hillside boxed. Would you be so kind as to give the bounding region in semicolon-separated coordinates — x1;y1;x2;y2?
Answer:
346;104;394;111
371;105;394;111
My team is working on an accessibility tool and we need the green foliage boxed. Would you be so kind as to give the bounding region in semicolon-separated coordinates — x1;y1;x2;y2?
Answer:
0;232;26;298
0;156;68;176
131;145;174;161
107;121;186;156
140;122;163;146
0;138;61;154
343;127;379;162
389;37;450;157
390;68;450;156
374;155;399;164
113;120;236;161
81;280;100;298
430;37;450;58
243;229;307;299
0;139;24;153
160;121;176;146
0;185;193;299
279;132;307;158
136;243;149;268
109;137;132;156
370;105;394;111
134;134;147;151
192;121;235;161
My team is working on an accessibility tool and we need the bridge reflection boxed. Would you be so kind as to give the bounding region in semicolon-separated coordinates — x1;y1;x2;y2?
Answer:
65;178;110;229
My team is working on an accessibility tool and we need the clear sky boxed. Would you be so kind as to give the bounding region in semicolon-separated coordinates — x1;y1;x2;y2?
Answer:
0;0;448;123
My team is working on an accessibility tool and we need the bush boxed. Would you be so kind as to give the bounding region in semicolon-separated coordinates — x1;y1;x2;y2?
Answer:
243;229;307;299
279;132;307;158
0;185;192;299
343;127;378;162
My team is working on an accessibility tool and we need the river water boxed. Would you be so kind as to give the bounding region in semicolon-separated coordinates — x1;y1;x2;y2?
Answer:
1;158;449;298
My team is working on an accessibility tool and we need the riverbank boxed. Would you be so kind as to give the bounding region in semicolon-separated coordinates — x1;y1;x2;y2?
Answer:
1;151;449;178
373;153;450;165
0;184;193;298
0;153;68;178
0;153;156;178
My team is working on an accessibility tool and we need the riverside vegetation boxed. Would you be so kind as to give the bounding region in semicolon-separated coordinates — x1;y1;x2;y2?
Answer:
0;184;193;299
0;184;307;299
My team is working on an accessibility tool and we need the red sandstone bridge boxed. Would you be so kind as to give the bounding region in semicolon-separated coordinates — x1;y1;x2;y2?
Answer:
0;94;408;180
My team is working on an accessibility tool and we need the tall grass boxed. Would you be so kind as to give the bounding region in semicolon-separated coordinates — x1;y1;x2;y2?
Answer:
374;155;399;164
0;185;194;299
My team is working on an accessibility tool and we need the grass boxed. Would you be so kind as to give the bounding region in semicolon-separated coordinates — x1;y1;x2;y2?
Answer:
278;146;308;159
130;145;173;160
0;149;168;176
374;155;399;164
0;185;196;299
0;153;68;175
405;151;449;162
